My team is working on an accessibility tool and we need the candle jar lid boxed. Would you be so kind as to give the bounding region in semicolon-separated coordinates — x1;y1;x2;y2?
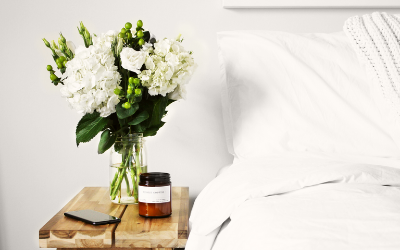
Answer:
139;172;170;185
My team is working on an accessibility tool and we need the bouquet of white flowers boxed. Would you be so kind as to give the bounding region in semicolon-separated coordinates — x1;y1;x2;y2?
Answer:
43;21;196;203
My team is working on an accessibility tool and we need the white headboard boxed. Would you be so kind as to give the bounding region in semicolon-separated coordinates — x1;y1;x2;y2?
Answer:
223;0;400;8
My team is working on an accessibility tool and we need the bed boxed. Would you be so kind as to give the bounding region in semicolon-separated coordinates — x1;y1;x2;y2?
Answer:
186;12;400;250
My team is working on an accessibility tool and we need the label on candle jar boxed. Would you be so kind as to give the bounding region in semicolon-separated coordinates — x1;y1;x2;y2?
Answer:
138;186;171;203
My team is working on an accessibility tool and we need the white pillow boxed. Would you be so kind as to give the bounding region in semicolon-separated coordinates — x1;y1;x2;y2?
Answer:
218;30;400;160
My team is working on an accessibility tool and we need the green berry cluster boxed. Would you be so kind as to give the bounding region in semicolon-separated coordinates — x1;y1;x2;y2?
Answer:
46;65;60;84
114;20;151;109
117;20;146;49
115;77;143;109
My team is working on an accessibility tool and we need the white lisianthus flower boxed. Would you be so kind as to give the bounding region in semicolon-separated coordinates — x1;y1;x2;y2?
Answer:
138;38;196;99
120;48;147;74
63;43;121;117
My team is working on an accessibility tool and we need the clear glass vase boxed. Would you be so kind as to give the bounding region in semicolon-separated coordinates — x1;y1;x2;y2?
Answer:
109;133;147;204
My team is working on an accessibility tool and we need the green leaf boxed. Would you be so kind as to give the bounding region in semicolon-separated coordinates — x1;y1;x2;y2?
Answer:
76;112;108;146
133;124;146;133
143;122;165;137
143;31;150;42
167;99;176;106
134;95;142;103
98;130;116;154
52;78;61;86
149;96;168;127
116;102;139;119
128;111;149;126
118;118;127;127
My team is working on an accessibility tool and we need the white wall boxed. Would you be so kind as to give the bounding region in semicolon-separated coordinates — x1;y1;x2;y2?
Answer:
0;0;398;249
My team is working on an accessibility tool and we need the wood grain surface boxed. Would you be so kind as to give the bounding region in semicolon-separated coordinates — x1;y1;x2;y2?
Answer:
115;187;189;248
39;187;126;248
40;187;189;249
58;248;174;250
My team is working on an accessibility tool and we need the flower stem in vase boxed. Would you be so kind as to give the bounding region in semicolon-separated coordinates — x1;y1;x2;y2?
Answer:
124;173;132;197
118;187;121;203
134;145;141;203
111;165;127;200
110;168;120;196
131;167;138;200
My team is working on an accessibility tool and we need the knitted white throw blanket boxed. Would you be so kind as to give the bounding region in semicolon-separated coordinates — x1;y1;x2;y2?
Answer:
344;12;400;123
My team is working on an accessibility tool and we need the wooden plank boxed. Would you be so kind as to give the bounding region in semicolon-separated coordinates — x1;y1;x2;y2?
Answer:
115;187;189;248
39;187;126;248
58;248;174;250
178;187;189;239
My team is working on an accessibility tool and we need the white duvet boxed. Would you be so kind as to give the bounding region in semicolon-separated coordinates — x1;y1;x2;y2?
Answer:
187;155;400;250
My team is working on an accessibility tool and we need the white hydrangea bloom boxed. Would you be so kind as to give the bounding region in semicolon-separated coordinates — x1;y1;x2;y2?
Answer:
138;38;196;99
62;32;121;117
92;30;119;50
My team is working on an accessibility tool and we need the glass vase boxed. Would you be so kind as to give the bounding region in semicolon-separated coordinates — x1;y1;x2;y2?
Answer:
109;133;147;204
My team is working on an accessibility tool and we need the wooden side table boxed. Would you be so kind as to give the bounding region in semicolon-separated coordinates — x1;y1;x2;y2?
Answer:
39;187;189;250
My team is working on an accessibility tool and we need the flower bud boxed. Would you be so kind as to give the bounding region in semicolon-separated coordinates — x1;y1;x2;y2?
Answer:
116;37;123;55
127;89;133;95
59;33;66;43
135;89;142;96
137;20;143;28
114;88;121;95
51;40;59;50
137;30;143;38
46;65;53;71
84;30;90;39
59;44;66;52
42;38;50;47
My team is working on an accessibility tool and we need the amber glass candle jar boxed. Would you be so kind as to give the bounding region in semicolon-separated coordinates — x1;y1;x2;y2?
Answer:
138;172;172;218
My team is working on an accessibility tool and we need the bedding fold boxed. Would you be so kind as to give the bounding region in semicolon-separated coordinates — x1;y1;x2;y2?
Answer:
186;156;400;250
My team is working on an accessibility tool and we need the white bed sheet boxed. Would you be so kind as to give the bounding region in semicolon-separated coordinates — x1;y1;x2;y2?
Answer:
186;155;400;250
213;182;400;250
